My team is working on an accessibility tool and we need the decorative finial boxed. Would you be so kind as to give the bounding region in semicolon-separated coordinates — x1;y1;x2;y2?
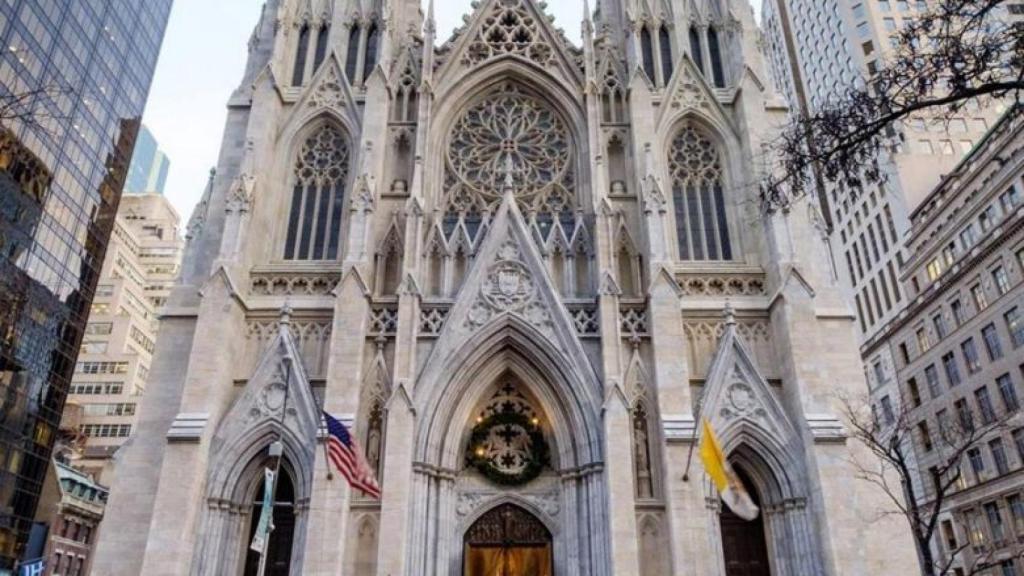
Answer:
279;300;294;327
723;301;736;326
426;0;436;33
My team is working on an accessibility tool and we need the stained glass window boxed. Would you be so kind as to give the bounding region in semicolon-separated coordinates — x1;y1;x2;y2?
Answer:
284;124;350;260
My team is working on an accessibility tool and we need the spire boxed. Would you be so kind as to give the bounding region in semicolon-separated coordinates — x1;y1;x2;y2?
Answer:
583;0;594;36
425;0;436;36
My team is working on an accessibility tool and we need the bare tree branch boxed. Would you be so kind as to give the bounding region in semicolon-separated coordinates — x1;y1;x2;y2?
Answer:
842;391;1016;576
761;0;1023;213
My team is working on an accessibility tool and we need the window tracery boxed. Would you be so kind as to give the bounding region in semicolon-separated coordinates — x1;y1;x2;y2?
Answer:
284;124;350;261
465;0;554;66
669;123;732;261
427;84;592;298
447;87;571;209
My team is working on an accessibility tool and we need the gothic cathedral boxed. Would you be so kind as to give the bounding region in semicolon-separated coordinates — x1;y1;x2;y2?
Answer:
94;0;918;574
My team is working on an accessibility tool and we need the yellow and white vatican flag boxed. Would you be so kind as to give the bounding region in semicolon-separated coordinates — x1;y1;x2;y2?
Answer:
700;419;759;521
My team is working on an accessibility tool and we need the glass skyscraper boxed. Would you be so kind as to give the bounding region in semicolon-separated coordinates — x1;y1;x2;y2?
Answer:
124;124;171;195
0;0;172;570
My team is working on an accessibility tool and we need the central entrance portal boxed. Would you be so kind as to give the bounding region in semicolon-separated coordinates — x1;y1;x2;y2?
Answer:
464;504;553;576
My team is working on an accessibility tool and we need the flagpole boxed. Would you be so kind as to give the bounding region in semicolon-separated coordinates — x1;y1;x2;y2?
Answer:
681;420;698;482
316;391;334;481
257;352;292;576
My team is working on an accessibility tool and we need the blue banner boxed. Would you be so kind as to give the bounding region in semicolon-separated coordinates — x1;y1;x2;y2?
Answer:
249;468;276;553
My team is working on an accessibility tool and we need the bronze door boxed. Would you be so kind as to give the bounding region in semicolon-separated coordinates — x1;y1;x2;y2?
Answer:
464;504;553;576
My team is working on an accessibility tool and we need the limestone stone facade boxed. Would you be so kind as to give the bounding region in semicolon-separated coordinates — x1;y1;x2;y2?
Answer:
92;0;918;574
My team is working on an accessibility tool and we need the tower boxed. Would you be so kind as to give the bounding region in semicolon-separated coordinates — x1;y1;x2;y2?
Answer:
94;0;918;574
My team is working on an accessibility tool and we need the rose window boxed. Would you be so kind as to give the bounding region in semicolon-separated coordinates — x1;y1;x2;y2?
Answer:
447;85;572;209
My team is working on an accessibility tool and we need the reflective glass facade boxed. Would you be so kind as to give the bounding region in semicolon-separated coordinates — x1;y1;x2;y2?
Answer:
0;0;172;569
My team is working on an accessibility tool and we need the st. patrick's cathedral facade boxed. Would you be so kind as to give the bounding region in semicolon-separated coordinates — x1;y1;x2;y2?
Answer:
93;0;919;574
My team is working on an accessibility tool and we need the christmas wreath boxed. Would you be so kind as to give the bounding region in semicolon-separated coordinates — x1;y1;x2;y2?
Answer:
466;412;550;486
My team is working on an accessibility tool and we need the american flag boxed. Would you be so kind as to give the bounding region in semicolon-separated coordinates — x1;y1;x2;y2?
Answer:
323;411;381;499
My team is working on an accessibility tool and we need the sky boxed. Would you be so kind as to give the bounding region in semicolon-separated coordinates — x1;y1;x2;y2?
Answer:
144;0;762;222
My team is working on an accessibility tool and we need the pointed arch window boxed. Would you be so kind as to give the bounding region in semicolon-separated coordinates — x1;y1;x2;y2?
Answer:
640;27;657;84
292;23;311;87
243;468;296;576
689;26;704;74
659;25;674;84
669;123;732;261
345;24;361;82
284;124;351;261
362;22;380;83
313;24;330;73
708;26;726;88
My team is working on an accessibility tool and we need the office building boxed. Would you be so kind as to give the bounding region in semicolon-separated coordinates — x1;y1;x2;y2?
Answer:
864;111;1023;573
0;1;172;570
123;125;171;196
65;193;182;483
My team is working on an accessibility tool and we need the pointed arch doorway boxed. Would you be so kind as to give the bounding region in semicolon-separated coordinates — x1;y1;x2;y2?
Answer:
720;467;771;576
464;504;553;576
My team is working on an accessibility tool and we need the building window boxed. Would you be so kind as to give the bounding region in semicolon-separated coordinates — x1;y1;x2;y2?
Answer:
942;519;958;553
284;124;351;261
926;364;941;398
873;361;887;387
1006;307;1024;348
927;258;944;281
659;24;674;84
707;26;726;88
943;352;962;386
957;398;975;433
983;323;1004;361
961;224;979;249
934;313;949;339
689;26;704;75
951;299;966;326
917;327;931;353
992;438;1011;475
972;284;989;311
362;22;380;83
1001;560;1018;576
968;447;985;477
292;23;311;87
640;26;656;83
999;374;1020;413
962;338;982;373
84;322;113;335
977;386;997;425
993;266;1011;295
1014;428;1024;461
880;395;895;425
1008;495;1024;535
345;23;361;81
968;509;988;547
918;421;934;451
907;377;922;407
980;205;1000;232
899;342;911;364
75;362;129;375
670;123;732;261
313;24;330;73
1000;187;1022;212
986;502;1007;542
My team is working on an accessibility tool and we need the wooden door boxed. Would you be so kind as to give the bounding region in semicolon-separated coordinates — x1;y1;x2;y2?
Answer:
720;503;771;576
